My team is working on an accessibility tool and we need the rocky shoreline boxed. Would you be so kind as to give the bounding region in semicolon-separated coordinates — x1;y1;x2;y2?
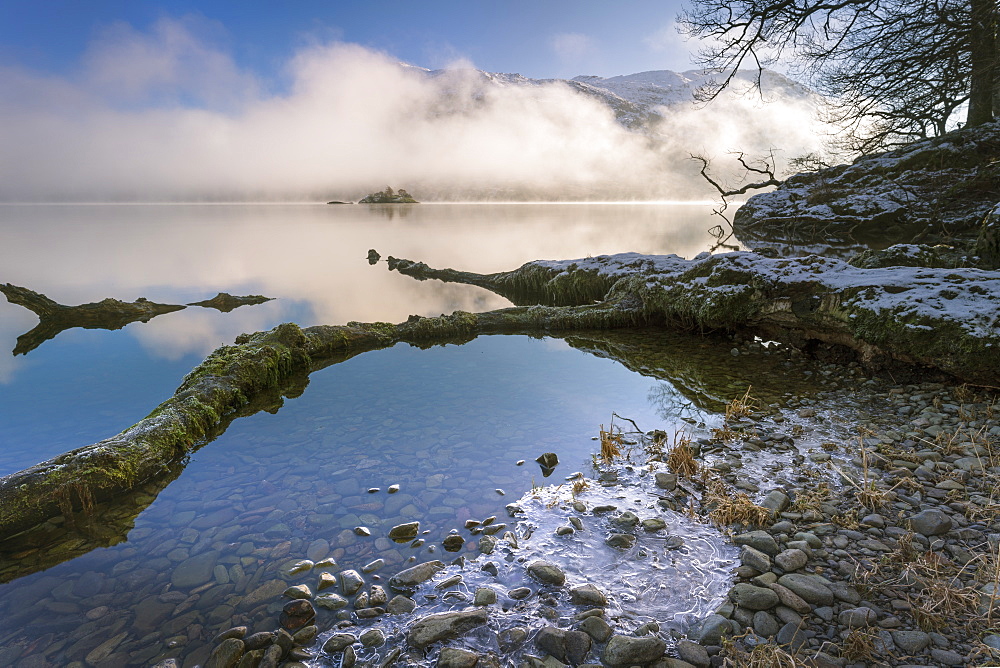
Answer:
178;345;1000;668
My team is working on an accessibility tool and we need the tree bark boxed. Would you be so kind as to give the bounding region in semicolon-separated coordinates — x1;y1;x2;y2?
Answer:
968;0;997;126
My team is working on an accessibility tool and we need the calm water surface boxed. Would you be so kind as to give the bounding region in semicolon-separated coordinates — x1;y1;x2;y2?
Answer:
0;204;812;667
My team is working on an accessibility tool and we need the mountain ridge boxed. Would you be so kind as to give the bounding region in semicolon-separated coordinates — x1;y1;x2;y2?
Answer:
419;66;820;129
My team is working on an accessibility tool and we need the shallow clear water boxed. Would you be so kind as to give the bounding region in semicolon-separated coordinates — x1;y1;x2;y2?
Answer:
0;203;834;667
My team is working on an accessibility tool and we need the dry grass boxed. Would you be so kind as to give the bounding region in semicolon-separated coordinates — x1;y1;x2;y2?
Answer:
852;559;891;600
954;383;975;404
598;424;623;463
571;478;589;498
711;424;741;443
973;542;1000;631
725;386;759;421
831;512;860;530
719;636;801;667
908;579;980;631
858;533;986;633
667;433;700;478
789;482;831;514
835;434;891;511
705;480;772;529
842;628;879;662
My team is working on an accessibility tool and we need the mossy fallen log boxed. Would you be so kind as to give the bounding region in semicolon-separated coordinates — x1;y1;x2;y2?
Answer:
2;248;998;540
0;283;186;355
385;250;1000;385
0;305;638;540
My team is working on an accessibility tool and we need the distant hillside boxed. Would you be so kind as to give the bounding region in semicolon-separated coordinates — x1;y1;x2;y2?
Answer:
420;66;822;130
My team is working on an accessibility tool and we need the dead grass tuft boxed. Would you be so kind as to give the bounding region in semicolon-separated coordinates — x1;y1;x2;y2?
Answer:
908;579;979;631
831;512;860;530
719;636;801;667
706;480;772;529
667;433;700;478
725;386;759;421
599;424;623;463
711;424;741;443
842;628;879;662
790;482;831;514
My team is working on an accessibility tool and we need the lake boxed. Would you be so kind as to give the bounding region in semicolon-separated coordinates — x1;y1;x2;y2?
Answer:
0;203;835;667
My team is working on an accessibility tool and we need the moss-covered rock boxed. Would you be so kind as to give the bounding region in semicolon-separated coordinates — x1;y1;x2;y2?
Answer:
383;251;1000;384
734;121;1000;247
977;203;1000;268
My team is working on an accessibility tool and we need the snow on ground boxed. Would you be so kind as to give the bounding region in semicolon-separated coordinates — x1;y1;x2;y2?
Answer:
533;251;1000;340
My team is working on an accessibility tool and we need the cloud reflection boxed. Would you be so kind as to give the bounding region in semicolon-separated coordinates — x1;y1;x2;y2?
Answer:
0;202;728;378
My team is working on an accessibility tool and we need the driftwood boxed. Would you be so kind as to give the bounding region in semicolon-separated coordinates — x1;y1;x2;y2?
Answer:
0;283;186;355
188;292;273;313
1;285;276;354
1;249;997;541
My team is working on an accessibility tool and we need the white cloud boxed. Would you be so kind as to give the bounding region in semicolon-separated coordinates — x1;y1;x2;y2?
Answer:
0;18;834;203
82;15;261;110
550;32;596;64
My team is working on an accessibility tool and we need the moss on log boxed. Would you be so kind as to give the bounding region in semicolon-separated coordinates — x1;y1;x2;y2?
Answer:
0;304;636;540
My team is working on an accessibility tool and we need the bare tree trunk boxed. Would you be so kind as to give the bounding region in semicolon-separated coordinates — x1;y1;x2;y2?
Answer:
968;0;997;126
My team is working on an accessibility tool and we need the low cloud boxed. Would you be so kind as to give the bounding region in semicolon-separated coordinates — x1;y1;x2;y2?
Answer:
0;17;835;202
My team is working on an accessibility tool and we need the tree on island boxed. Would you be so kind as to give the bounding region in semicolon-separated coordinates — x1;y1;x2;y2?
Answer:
358;186;418;203
680;0;997;153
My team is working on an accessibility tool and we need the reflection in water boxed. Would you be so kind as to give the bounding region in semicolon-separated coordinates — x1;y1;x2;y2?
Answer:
186;293;274;313
0;283;277;356
0;283;185;355
0;329;810;583
0;203;728;369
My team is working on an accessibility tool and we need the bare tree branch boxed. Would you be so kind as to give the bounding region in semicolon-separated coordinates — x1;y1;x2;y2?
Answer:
679;0;997;153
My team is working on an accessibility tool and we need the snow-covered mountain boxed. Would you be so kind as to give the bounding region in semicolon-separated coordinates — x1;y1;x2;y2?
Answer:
420;66;820;130
570;69;818;127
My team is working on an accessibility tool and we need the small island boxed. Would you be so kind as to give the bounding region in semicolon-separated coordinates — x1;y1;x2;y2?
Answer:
358;186;418;204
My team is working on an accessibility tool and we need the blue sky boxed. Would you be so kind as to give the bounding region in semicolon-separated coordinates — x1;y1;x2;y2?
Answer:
0;1;694;83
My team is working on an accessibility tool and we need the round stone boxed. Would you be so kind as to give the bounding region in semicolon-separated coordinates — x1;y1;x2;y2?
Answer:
527;560;566;586
728;583;779;611
606;533;636;549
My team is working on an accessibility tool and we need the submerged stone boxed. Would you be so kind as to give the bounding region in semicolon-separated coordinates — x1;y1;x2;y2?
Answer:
388;560;445;592
527;560;566;586
406;608;489;649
